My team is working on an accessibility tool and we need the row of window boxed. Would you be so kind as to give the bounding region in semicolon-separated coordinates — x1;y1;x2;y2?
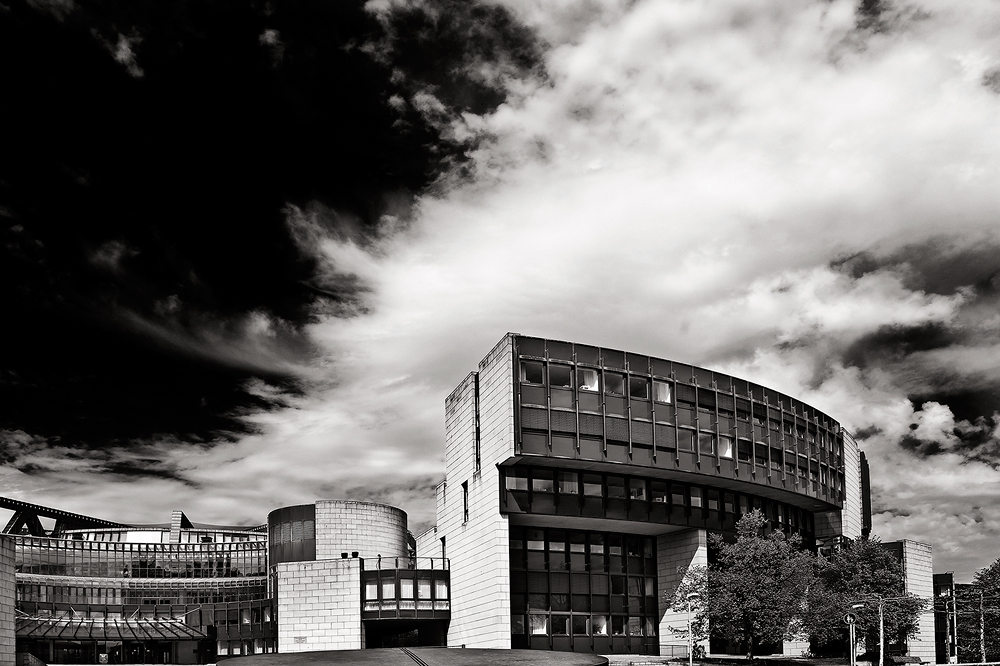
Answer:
213;607;272;625
16;582;268;605
515;337;837;426
18;536;267;552
17;544;266;579
217;640;274;657
364;578;449;601
66;530;263;544
268;520;316;545
518;426;843;498
512;614;657;638
518;359;842;448
505;468;817;533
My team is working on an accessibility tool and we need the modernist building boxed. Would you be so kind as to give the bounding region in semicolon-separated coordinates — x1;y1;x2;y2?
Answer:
418;333;935;658
1;497;450;664
0;333;938;663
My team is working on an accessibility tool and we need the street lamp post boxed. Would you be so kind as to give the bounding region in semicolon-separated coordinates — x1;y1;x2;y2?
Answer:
687;592;701;666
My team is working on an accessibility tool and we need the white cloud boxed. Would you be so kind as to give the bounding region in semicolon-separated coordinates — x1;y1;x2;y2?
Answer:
10;0;1000;575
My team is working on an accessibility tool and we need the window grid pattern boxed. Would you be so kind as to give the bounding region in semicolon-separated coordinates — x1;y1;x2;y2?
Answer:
516;337;846;505
509;526;658;653
16;536;267;578
503;466;816;540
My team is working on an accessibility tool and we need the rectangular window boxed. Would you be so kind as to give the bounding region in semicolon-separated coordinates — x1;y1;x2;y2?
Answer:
435;580;448;599
366;582;379;600
382;580;395;599
653;380;672;403
671;486;687;506
532;471;554;493
629;617;643;636
530;615;548;635
678;429;696;452
592;615;608;636
629;377;649;400
690;487;703;508
506;469;528;491
520;361;544;385
651;481;668;504
572;615;590;635
578;368;600;392
241;609;251;625
418;579;431;599
557;472;579;495
462;481;469;523
737;439;752;462
607;476;626;499
698;432;715;455
719;436;734;459
605;372;625;396
707;490;719;511
549;364;573;388
582;474;602;497
400;579;414;599
629;478;646;501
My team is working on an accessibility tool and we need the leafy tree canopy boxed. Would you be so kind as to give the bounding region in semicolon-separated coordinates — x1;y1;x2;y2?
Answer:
705;510;814;660
804;537;927;663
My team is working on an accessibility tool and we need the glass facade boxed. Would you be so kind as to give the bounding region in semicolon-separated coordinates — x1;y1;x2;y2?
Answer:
503;466;816;542
515;336;846;507
509;526;658;654
16;536;267;578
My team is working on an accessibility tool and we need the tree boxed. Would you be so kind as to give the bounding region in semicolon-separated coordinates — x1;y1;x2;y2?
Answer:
666;564;710;653
804;537;927;665
955;557;1000;662
705;510;815;661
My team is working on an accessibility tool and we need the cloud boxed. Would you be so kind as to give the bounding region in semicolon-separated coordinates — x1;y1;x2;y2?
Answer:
8;0;1000;577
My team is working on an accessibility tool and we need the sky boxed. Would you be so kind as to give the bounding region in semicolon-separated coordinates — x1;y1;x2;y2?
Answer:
2;0;1000;581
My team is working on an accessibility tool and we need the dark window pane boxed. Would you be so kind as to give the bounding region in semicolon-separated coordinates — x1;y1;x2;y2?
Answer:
607;476;625;499
629;377;649;400
520;361;544;385
533;471;554;493
698;432;715;455
605;373;625;396
557;472;579;494
583;475;602;497
628;478;646;501
550;364;573;388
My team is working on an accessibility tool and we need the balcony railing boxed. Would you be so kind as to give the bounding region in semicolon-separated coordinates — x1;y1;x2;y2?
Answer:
362;599;449;614
365;557;449;570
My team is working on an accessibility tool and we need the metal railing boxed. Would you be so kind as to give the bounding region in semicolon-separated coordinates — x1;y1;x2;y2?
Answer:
366;557;449;570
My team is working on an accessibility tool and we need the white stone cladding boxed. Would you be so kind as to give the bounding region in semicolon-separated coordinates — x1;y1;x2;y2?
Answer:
440;334;515;649
315;500;408;562
841;431;864;539
274;559;363;653
0;536;14;666
656;529;707;657
898;540;936;662
415;525;440;559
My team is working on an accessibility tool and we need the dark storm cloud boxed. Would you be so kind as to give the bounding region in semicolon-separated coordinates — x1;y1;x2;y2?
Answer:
0;0;542;454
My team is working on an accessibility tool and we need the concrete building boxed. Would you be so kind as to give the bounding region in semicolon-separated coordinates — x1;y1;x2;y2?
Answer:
425;333;935;657
0;332;939;662
1;497;449;664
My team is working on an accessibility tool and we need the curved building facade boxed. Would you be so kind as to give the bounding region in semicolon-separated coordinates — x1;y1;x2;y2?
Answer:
6;500;272;665
427;334;872;656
